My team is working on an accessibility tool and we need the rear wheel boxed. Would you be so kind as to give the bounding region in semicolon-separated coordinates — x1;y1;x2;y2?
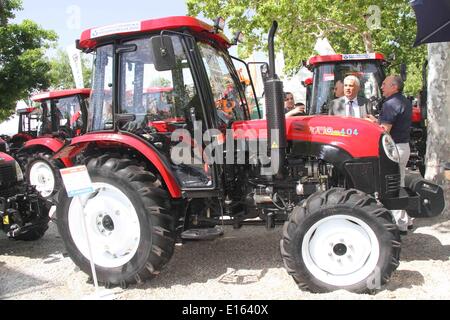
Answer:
281;188;401;293
57;156;176;288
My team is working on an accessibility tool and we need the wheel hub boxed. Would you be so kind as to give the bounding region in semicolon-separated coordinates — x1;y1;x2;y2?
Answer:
333;243;348;256
96;213;115;236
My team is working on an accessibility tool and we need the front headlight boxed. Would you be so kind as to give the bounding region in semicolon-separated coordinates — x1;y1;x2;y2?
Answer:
15;161;24;182
382;134;400;163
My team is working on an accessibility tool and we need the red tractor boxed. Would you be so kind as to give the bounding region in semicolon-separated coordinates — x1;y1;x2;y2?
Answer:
15;89;91;200
0;152;50;241
305;53;428;176
7;105;42;154
54;17;444;293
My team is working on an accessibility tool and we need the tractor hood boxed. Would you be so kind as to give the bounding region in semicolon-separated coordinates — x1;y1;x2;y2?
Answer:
232;116;385;158
0;152;14;164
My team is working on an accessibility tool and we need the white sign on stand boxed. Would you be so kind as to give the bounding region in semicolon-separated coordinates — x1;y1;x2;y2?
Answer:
60;166;115;300
60;166;94;197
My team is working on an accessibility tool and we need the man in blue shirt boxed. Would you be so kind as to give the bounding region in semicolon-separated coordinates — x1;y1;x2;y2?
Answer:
379;75;414;233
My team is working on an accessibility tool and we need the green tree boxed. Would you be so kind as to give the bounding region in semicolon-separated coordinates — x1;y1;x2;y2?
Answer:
0;0;57;121
187;0;426;95
48;49;92;89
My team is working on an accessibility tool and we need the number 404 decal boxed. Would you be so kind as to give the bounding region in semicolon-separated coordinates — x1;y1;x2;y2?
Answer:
310;126;359;137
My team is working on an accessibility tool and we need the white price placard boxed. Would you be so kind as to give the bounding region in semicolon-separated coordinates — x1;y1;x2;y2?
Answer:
60;166;94;198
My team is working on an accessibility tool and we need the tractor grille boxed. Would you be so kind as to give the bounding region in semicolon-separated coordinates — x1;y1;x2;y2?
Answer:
386;174;401;194
0;164;16;188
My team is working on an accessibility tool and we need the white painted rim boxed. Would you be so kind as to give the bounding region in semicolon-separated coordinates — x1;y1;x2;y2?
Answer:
302;214;380;287
68;182;141;269
29;161;55;198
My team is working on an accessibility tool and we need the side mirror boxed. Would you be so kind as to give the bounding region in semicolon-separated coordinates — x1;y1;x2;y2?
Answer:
400;63;407;82
151;35;176;72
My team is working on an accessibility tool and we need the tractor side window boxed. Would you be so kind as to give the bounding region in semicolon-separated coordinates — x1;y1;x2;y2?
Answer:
119;36;197;133
54;96;83;136
89;44;114;131
198;43;247;128
40;101;53;135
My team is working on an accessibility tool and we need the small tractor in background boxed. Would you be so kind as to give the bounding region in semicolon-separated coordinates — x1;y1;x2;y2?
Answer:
0;151;50;241
14;89;90;200
53;17;444;293
7;104;42;154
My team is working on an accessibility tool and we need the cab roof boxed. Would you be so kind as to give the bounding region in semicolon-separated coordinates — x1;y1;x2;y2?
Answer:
308;53;386;67
31;89;91;102
78;16;231;50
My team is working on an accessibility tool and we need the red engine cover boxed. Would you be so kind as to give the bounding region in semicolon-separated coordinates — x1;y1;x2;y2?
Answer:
0;152;14;163
232;116;384;158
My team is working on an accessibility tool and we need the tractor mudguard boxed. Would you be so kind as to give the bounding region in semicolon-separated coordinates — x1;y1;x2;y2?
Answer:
54;133;182;199
23;138;65;154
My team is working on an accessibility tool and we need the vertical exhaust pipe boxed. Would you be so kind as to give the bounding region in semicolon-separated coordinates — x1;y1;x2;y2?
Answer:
264;21;286;178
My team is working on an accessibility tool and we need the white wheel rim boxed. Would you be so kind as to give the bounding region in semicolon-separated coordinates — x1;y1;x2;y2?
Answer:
68;182;141;269
302;215;380;287
29;161;55;198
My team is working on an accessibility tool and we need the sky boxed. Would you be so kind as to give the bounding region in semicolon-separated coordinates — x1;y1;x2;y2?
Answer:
10;0;308;104
13;0;192;49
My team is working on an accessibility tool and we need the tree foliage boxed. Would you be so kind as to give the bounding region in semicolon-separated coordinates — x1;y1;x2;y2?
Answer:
187;0;426;95
0;0;57;121
48;49;92;89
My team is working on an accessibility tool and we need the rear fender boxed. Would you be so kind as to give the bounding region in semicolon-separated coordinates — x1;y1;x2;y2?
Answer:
54;133;182;199
23;138;65;154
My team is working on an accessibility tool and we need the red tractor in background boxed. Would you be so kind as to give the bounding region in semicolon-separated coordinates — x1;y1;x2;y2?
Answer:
6;105;42;154
14;89;90;200
53;17;444;293
305;53;427;176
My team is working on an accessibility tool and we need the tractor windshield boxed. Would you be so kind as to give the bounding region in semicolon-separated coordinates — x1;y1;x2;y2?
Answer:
310;61;385;115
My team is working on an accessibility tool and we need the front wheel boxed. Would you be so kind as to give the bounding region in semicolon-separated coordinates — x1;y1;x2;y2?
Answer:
56;156;176;288
281;188;401;293
23;152;61;200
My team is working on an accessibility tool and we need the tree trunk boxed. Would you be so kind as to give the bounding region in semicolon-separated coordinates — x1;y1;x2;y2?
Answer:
426;42;450;215
362;32;374;53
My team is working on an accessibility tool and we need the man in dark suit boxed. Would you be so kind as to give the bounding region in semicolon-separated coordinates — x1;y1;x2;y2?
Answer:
328;76;372;118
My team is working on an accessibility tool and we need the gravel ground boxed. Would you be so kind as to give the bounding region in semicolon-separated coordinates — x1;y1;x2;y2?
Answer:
1;212;449;300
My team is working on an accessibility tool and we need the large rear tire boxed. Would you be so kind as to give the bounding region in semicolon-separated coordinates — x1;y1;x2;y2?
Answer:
56;156;176;288
281;188;401;293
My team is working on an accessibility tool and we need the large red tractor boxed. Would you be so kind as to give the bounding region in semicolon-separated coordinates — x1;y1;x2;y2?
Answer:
15;89;90;200
305;53;427;176
54;17;444;293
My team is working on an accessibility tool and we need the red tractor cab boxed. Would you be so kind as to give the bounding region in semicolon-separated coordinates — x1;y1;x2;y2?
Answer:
54;17;443;293
307;53;386;115
16;89;91;200
8;105;42;153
